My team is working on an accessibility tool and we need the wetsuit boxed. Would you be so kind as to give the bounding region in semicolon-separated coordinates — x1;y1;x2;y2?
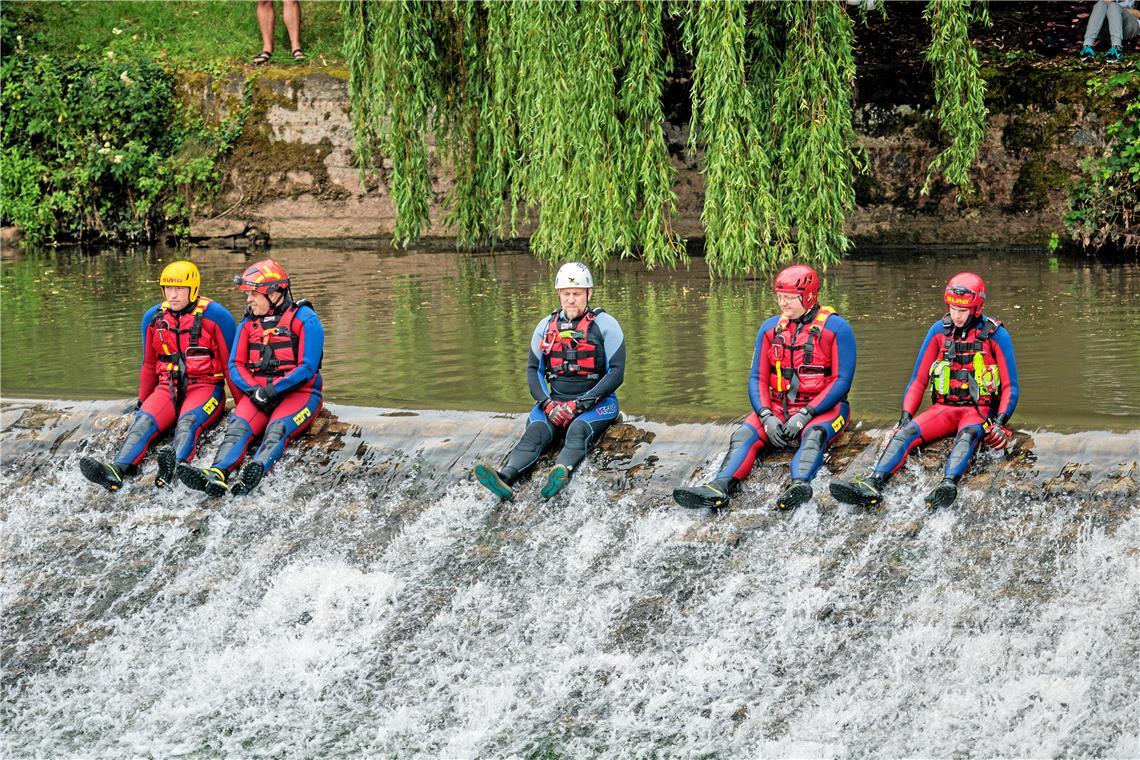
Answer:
714;305;857;487
208;298;325;475
498;307;625;482
872;313;1018;482
113;298;237;469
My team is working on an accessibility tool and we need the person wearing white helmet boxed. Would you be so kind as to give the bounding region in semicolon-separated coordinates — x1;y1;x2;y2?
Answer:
474;262;626;500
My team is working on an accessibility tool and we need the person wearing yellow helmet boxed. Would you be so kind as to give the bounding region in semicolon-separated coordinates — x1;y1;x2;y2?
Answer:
79;260;240;492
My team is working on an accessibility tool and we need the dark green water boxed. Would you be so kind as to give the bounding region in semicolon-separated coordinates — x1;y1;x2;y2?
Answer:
2;245;1138;431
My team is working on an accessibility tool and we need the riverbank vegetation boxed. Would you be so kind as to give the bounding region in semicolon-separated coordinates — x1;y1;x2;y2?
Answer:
1;1;1135;262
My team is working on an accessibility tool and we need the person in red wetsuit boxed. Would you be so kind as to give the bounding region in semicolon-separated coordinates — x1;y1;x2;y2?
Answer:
177;258;324;497
830;272;1020;510
673;264;858;512
79;261;239;492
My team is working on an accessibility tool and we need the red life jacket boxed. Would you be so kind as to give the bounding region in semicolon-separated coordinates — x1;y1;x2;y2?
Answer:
245;301;314;380
151;297;224;386
767;306;837;412
930;315;1002;407
540;308;603;381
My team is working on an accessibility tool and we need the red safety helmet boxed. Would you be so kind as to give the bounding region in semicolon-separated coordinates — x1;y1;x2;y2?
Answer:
773;264;820;309
235;259;290;295
944;272;986;317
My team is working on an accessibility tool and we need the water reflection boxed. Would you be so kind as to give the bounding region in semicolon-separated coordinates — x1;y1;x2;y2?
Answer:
2;245;1138;431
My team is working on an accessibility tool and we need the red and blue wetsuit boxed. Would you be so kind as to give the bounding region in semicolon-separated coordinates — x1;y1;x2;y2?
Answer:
873;313;1019;481
209;299;325;475
717;305;857;483
113;298;237;469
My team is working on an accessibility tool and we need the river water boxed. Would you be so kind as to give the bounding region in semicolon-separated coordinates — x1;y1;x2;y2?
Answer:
3;244;1139;430
2;244;1139;757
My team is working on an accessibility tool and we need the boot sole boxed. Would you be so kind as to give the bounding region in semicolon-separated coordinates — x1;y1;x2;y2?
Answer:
828;481;880;507
925;483;958;509
79;457;122;492
231;464;264;497
155;448;176;489
474;464;513;501
177;464;228;497
776;483;813;511
672;487;728;510
541;466;570;500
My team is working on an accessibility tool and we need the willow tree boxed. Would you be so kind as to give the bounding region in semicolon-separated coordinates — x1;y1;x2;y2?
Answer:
343;0;988;276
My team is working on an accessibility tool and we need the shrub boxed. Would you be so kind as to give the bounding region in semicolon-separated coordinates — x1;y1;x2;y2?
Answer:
0;36;245;244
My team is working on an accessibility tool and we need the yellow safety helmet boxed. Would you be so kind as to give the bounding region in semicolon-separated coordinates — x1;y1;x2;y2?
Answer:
159;260;201;302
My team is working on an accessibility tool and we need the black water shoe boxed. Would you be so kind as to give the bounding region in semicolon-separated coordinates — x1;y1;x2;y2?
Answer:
177;464;230;497
924;478;959;509
231;462;266;496
829;474;885;507
776;480;813;511
673;483;730;510
79;458;124;492
155;446;177;489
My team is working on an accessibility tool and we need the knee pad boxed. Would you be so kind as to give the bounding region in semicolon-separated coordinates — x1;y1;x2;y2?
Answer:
218;416;252;452
115;413;158;464
798;427;827;461
877;422;919;467
172;413;197;454
254;421;289;464
729;424;756;448
946;426;982;479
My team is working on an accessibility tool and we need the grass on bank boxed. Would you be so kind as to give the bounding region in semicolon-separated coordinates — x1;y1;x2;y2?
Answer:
2;0;346;71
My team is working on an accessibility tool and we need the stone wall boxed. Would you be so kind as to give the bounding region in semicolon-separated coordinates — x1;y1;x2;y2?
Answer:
187;65;1114;247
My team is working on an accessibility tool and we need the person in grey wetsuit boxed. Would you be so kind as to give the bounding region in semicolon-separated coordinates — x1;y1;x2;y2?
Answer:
474;262;625;500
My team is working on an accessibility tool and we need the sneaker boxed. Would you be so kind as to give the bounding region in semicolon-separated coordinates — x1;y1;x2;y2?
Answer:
1104;46;1123;63
155;446;177;489
776;480;813;511
829;473;885;507
177;464;230;497
924;478;958;509
540;464;571;499
1078;45;1096;62
79;457;124;492
672;483;730;510
474;463;514;501
230;462;265;496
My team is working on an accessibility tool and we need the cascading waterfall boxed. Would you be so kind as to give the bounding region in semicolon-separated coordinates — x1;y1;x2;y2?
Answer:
2;400;1137;757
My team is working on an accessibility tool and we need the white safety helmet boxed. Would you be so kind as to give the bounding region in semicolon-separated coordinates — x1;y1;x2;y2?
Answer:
555;262;593;290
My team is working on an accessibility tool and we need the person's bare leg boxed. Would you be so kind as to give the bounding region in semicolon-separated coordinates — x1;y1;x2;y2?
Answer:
283;0;303;55
257;0;276;54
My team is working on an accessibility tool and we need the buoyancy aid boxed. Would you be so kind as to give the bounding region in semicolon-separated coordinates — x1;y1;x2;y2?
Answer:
928;315;1002;407
540;308;604;381
152;297;224;388
245;300;317;380
767;306;837;413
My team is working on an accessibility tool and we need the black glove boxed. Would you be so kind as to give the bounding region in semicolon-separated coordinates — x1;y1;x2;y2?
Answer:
781;407;815;441
760;410;789;448
126;399;142;414
250;383;278;411
896;411;912;428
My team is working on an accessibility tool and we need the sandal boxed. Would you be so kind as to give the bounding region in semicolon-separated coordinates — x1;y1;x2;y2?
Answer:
251;50;272;65
291;48;306;61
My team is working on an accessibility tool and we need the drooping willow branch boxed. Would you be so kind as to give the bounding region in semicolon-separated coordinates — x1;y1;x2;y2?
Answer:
923;0;990;199
343;0;989;276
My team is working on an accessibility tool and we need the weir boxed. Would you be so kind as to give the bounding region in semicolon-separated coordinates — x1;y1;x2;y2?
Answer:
2;399;1138;756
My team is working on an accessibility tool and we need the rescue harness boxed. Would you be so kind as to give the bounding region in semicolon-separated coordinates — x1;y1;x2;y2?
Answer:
540;307;604;382
769;306;835;415
245;299;316;378
929;315;1002;406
